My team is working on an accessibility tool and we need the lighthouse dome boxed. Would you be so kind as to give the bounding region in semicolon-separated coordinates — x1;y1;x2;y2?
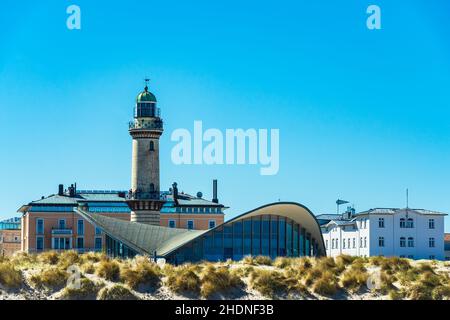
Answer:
136;86;157;103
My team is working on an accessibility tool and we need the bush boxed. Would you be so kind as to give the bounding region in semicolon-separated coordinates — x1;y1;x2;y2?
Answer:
273;257;294;269
96;260;121;281
97;284;138;300
165;265;201;295
58;251;80;269
30;267;68;289
10;252;37;267
81;262;95;274
340;267;368;293
312;272;340;297
0;262;22;289
388;289;405;300
60;278;103;300
254;256;273;266
249;269;288;298
200;265;243;298
120;259;161;290
38;251;59;265
432;285;450;300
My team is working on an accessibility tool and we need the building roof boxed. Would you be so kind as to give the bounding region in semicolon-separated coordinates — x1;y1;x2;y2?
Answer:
316;214;341;220
356;208;447;216
75;207;205;256
77;202;327;258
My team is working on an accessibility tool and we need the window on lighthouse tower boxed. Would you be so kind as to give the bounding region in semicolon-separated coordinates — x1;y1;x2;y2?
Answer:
150;141;155;151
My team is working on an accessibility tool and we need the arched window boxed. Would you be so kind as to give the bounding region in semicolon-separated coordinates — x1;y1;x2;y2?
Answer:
407;218;414;228
149;141;155;151
408;237;414;247
400;218;406;228
400;237;406;247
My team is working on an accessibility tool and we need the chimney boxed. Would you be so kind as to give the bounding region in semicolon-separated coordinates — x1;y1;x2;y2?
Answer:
58;184;64;196
212;180;218;203
172;182;178;200
68;184;75;197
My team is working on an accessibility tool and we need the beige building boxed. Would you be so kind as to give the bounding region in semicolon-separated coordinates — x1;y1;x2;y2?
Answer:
0;217;21;256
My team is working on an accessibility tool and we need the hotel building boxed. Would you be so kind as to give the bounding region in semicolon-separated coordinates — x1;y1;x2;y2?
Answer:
319;207;447;260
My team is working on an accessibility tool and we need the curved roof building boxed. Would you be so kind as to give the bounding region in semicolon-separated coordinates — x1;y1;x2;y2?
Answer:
77;202;325;263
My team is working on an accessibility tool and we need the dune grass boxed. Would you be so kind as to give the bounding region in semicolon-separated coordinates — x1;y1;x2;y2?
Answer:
120;258;162;290
97;284;138;300
200;264;243;298
0;262;22;289
60;277;104;300
165;264;201;295
95;259;121;281
30;266;69;289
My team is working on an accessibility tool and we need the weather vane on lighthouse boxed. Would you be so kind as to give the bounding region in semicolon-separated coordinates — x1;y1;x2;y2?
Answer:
144;78;150;90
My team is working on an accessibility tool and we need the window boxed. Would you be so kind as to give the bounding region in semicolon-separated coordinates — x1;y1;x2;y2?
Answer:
353;238;356;248
408;237;414;248
400;218;406;228
77;219;84;235
364;237;367;248
95;227;102;235
36;219;44;234
77;237;84;250
429;219;435;229
58;219;66;229
429;255;435;260
149;141;155;151
335;238;339;249
169;220;176;228
429;237;435;248
187;220;194;230
348;238;351;249
378;218;385;228
408;255;414;259
379;237;385;247
360;237;363;248
343;239;346;249
208;220;216;229
325;240;329;250
36;237;44;251
406;218;414;228
332;239;335;249
95;237;102;251
400;237;406;247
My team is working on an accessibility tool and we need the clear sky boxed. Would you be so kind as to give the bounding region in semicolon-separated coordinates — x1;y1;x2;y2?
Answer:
1;1;449;231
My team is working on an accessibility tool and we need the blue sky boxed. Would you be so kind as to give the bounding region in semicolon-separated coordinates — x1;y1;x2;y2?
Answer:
0;1;449;231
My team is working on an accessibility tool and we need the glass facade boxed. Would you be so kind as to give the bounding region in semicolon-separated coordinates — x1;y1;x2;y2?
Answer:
105;234;138;259
101;214;322;264
166;215;318;264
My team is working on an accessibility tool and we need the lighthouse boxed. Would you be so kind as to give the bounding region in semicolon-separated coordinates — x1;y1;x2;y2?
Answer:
127;81;164;225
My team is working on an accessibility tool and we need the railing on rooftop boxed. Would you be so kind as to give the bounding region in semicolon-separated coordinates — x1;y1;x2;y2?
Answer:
126;191;162;201
129;120;163;130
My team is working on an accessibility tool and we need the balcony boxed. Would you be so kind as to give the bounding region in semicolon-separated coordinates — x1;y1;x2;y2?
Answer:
126;191;161;201
129;120;163;131
51;228;73;235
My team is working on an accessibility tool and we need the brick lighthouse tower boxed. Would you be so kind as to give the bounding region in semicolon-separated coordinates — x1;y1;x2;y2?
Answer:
127;80;164;225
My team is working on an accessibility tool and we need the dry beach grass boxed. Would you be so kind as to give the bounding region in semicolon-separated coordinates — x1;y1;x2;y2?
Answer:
1;251;450;300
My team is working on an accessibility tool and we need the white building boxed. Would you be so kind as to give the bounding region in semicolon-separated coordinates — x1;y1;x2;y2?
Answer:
318;207;447;260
